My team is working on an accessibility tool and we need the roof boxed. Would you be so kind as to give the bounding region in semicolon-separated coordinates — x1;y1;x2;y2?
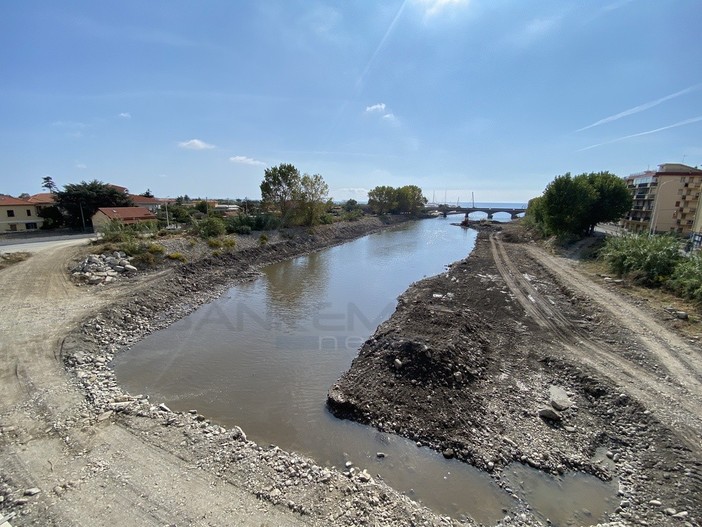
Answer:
0;195;32;206
95;206;157;221
28;193;56;204
107;184;129;193
657;163;702;175
128;194;161;204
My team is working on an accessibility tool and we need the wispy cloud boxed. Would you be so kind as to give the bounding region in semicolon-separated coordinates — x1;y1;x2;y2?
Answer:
576;83;702;132
178;139;215;150
366;103;386;113
366;102;398;124
118;112;131;119
75;163;87;169
229;155;266;166
415;0;469;17
578;116;702;151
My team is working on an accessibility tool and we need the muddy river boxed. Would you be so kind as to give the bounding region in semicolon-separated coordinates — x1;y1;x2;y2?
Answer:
114;217;617;525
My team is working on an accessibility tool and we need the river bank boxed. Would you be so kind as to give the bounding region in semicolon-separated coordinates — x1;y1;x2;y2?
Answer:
328;224;702;526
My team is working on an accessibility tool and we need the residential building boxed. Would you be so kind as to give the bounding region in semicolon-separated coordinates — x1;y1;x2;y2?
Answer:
620;163;702;237
129;194;162;212
92;207;157;231
27;193;56;213
0;195;42;232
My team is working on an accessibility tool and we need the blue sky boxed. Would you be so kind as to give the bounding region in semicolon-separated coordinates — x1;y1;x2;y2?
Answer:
1;0;701;203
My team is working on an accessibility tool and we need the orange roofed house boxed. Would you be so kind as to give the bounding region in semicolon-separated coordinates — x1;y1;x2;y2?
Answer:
92;207;157;231
0;195;43;232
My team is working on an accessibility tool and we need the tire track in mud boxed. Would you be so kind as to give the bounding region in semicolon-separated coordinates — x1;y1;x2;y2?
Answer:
490;234;702;454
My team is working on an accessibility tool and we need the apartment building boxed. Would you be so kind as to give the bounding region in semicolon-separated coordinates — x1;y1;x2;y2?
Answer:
620;163;702;240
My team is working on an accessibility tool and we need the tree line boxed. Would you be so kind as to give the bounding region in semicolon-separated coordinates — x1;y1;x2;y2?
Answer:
526;171;631;237
35;165;429;231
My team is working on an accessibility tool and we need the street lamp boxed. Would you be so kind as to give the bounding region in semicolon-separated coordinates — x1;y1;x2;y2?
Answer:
649;179;677;235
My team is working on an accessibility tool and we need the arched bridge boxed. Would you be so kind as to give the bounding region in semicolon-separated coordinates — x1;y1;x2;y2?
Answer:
438;206;527;219
462;206;526;219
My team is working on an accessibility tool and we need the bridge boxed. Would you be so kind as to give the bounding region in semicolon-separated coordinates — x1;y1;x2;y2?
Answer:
435;206;527;219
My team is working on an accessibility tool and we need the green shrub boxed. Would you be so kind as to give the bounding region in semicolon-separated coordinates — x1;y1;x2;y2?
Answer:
132;252;156;267
600;234;682;286
166;252;186;262
222;238;236;250
234;225;252;235
667;253;702;304
207;238;223;249
259;233;268;245
147;243;166;255
195;216;226;238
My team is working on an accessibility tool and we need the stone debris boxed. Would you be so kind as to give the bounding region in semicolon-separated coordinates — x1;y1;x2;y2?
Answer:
71;251;138;285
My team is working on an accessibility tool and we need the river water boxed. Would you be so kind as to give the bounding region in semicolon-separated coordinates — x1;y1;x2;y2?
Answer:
114;217;617;525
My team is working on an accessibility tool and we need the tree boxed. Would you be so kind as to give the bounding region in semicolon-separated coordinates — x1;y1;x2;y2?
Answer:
55;180;134;229
395;185;427;215
367;186;397;215
584;171;632;234
42;176;58;193
260;163;302;225
18;193;30;199
141;189;154;198
541;173;596;236
296;173;329;226
38;206;64;229
344;199;361;212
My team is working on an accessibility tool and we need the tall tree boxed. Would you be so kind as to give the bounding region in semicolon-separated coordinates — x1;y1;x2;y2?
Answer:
55;180;134;229
367;186;397;215
42;175;58;193
140;189;154;198
395;185;427;215
584;171;632;234
260;163;302;225
541;173;597;236
296;173;329;226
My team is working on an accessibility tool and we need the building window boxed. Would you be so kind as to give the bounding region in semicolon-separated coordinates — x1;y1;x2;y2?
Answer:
9;224;17;231
26;209;32;216
7;210;15;217
26;222;38;230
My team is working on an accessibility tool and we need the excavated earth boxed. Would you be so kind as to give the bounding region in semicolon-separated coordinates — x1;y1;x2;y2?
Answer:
2;218;701;527
328;223;702;527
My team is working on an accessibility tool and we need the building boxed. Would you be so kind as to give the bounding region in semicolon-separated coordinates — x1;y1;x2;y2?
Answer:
27;193;56;213
92;207;157;231
0;195;43;232
620;163;702;238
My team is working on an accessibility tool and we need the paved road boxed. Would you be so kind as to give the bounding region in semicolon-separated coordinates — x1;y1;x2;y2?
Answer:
0;233;96;253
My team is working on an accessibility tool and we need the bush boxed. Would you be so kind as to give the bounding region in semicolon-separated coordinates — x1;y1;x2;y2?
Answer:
195;216;226;238
600;234;682;286
259;233;268;245
166;252;186;263
234;225;252;235
207;238;223;249
222;238;236;250
147;243;165;255
667;253;702;304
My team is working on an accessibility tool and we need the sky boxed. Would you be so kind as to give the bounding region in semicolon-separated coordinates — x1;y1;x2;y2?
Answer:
1;0;701;204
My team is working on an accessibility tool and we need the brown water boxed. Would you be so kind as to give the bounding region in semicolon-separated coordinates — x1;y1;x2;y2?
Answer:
114;218;617;525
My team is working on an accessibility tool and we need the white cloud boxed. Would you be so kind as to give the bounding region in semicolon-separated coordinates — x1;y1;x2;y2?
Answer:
365;103;386;113
75;163;87;169
118;112;131;119
178;139;215;150
415;0;469;16
382;113;397;122
229;155;266;166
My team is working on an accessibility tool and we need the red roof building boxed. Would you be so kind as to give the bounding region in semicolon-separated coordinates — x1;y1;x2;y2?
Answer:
92;206;157;230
